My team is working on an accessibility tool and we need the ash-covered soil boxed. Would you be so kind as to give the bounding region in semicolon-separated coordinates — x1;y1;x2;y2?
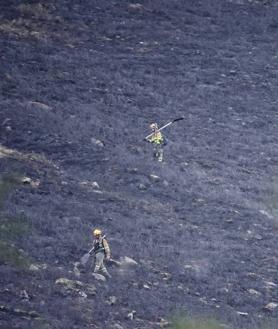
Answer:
0;1;278;328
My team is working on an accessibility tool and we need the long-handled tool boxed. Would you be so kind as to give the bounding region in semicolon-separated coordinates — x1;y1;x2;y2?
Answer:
80;247;94;266
144;117;184;141
80;249;120;267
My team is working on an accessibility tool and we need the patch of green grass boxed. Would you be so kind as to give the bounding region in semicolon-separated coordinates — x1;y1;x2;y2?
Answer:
0;214;30;240
172;318;223;329
0;240;31;270
0;174;19;210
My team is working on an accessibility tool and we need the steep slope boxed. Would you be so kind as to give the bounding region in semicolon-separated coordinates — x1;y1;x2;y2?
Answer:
0;1;278;329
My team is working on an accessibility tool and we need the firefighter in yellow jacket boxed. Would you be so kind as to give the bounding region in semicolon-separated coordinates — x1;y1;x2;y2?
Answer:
147;123;165;162
91;229;111;278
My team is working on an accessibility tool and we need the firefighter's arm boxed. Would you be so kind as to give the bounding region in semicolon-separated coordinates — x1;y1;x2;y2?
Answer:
103;239;111;259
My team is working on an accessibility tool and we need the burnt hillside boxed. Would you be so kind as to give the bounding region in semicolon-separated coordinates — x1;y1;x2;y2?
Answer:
0;1;278;329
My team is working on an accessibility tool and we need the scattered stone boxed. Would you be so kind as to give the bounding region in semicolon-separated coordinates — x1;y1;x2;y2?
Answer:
55;278;83;290
29;264;40;271
91;137;104;147
21;177;32;184
92;273;106;282
55;277;96;296
163;180;169;187
264;302;278;311
259;210;273;219
128;3;144;10
73;262;81;277
127;167;138;174
264;281;277;289
30;180;40;188
236;311;248;316
0;305;39;318
78;291;87;299
80;181;100;189
248;289;261;296
160;272;172;281
86;285;97;296
20;290;30;300
127;310;136;320
149;174;160;182
28;101;52;111
20;176;40;188
106;296;117;305
143;283;151;290
158;317;170;328
29;263;47;271
138;183;147;190
91;181;100;189
112;324;124;329
1;118;11;126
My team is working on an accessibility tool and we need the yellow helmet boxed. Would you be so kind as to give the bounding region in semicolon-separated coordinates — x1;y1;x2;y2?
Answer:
93;228;102;236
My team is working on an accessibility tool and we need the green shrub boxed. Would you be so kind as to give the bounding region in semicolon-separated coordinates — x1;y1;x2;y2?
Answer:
0;174;19;210
0;214;30;240
0;240;31;269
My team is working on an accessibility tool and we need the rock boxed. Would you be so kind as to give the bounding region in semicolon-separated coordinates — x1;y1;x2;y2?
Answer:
128;3;144;10
73;262;81;277
127;310;136;320
91;137;104;147
55;277;96;296
119;256;138;266
259;210;273;219
143;283;151;290
78;291;87;298
0;305;39;318
20;290;30;300
30;180;40;188
160;272;172;281
92;273;106;282
248;289;261;296
107;296;117;305
20;176;40;188
29;263;47;271
80;181;100;189
264;281;277;289
138;183;147;190
264;302;278;311
112;324;124;329
91;181;100;189
28;101;52;111
149;174;160;182
127;167;138;174
158;317;170;328
55;278;84;290
236;311;248;316
21;177;32;184
1;118;11;126
29;264;40;271
86;285;97;296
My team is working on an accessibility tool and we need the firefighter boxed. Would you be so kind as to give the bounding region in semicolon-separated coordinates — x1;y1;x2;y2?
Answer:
147;123;165;162
91;229;111;278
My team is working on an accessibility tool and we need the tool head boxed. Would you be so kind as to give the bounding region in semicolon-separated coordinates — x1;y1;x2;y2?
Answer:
150;123;158;131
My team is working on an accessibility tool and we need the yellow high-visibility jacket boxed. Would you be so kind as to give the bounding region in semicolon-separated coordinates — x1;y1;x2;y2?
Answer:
149;131;163;145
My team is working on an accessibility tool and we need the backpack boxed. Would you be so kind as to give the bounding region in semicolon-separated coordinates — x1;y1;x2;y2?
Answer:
162;136;168;146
